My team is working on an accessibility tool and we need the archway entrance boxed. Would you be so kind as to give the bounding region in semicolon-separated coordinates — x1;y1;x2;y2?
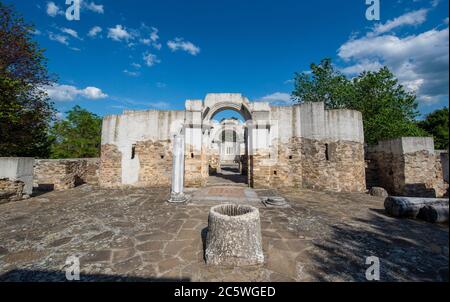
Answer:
204;107;251;186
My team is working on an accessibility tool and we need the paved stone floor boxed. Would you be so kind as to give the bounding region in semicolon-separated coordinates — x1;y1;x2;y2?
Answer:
0;184;448;282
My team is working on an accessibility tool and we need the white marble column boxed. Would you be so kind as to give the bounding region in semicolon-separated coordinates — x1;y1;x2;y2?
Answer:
169;134;188;203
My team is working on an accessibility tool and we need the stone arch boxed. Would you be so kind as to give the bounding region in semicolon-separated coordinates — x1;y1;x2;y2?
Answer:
203;102;253;122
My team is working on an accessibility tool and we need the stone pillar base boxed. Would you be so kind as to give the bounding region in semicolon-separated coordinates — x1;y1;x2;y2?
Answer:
168;192;189;203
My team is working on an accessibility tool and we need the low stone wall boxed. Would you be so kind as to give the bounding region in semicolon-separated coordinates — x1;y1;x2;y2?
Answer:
34;158;100;191
0;157;34;195
365;137;448;198
0;178;25;204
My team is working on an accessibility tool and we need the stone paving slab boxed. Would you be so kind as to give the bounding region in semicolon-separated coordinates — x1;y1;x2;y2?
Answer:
0;184;448;282
189;186;261;205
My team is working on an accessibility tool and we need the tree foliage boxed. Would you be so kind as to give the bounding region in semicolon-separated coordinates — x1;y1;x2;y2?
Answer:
0;2;55;157
417;107;449;150
49;106;102;159
292;58;428;145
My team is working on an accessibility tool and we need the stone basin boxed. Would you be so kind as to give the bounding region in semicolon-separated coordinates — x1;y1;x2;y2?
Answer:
205;204;264;266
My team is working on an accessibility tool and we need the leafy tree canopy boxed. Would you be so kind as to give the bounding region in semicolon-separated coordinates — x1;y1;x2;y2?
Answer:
49;106;102;159
0;2;55;157
292;58;429;145
417;107;449;150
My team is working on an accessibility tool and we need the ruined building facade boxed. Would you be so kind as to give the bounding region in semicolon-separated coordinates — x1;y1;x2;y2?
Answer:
98;93;366;192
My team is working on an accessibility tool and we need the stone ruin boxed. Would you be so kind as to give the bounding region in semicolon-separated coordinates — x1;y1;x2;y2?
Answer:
99;93;367;192
0;94;448;203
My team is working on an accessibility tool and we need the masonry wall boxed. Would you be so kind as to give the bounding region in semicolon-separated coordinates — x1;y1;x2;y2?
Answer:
366;137;449;198
0;157;34;195
0;178;25;204
263;104;366;192
34;158;99;191
99;110;185;187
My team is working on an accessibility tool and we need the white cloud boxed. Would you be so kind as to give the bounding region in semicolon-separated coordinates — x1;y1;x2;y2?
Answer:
150;27;159;42
123;69;140;77
46;1;63;17
338;24;449;104
48;32;69;45
370;9;428;36
258;92;292;105
88;26;102;38
45;84;108;101
143;52;160;67
167;38;200;55
340;60;384;76
82;1;104;14
156;82;167;88
60;27;81;39
131;63;141;69
139;26;161;49
107;25;132;42
82;86;108;99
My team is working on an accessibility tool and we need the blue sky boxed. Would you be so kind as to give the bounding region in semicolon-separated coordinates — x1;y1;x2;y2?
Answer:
6;0;449;119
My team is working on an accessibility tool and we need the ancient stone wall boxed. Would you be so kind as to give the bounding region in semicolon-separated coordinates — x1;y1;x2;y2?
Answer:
34;158;100;191
136;140;172;187
0;178;25;204
434;151;449;197
301;138;366;192
99;144;122;188
185;145;207;187
365;138;448;198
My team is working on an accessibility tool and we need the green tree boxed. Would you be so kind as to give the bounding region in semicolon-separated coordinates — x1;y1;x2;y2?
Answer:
0;2;55;157
350;67;427;145
292;58;354;109
292;59;427;145
418;107;449;150
49;106;102;158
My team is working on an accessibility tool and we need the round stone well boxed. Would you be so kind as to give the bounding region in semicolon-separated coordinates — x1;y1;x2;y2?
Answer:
205;204;264;266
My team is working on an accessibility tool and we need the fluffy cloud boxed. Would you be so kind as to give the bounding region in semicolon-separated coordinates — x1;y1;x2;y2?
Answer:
370;9;428;36
88;26;102;38
143;52;160;67
338;8;449;104
258;92;292;105
46;1;63;17
107;25;132;42
139;26;161;49
339;27;449;103
60;27;81;39
45;84;108;101
167;38;200;55
48;32;69;45
82;1;104;14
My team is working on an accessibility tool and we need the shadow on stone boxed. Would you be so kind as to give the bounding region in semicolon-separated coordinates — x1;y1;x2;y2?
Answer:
0;269;191;282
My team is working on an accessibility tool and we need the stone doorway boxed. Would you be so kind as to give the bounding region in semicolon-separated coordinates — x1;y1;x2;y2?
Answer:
207;112;249;187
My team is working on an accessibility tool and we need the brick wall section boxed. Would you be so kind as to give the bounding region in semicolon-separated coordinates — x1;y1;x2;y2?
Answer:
99;144;122;188
249;138;364;192
0;179;25;204
185;144;206;187
34;158;100;191
301;138;366;192
136;140;172;187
